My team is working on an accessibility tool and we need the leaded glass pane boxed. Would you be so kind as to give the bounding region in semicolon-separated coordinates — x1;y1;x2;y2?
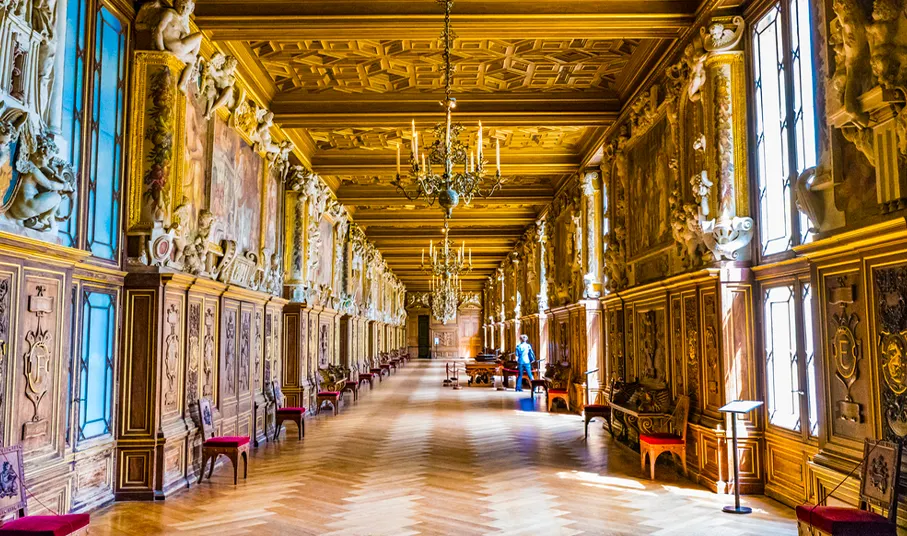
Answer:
764;285;800;431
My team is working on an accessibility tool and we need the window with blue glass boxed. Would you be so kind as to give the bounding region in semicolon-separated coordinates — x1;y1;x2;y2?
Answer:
79;291;115;440
58;0;89;247
751;0;819;257
85;5;127;261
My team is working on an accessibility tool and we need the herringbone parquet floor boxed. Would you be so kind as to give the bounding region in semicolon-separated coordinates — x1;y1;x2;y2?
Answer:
91;360;797;535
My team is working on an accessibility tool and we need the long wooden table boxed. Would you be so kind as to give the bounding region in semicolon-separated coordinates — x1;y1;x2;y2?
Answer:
465;362;501;387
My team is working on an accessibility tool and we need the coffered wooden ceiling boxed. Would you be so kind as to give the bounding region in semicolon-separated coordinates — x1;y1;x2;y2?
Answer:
195;0;697;291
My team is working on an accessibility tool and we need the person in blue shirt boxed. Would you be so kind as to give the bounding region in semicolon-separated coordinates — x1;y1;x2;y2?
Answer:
513;334;536;392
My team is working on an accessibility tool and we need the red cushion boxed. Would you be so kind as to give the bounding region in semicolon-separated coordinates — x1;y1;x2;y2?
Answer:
584;404;610;410
318;391;341;396
795;505;895;536
276;407;306;414
503;369;518;374
639;433;684;445
0;514;90;536
344;380;358;385
203;436;250;447
359;373;376;378
548;388;568;394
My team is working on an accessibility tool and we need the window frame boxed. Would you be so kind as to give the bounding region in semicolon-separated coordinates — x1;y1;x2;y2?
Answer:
746;0;820;263
66;0;131;264
758;272;817;442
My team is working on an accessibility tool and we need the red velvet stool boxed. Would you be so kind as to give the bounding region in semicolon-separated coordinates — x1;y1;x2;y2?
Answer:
198;398;250;484
547;388;569;412
271;381;305;440
342;379;360;401
797;439;901;536
0;445;90;536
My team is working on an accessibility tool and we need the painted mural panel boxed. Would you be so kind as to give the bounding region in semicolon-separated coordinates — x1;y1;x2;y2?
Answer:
626;115;671;257
211;116;262;255
264;169;280;253
316;216;333;287
182;83;210;238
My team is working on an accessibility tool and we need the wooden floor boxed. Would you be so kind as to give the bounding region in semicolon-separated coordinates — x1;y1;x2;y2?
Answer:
90;360;797;535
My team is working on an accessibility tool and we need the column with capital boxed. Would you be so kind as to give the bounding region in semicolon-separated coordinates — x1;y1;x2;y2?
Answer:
581;171;603;299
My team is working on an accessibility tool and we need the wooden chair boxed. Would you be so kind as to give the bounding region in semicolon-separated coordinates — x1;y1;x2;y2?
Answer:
340;366;360;402
583;379;613;440
639;395;689;479
272;381;305;440
316;369;342;416
0;445;90;535
197;397;250;485
796;439;901;536
530;359;548;396
368;355;385;381
358;361;378;390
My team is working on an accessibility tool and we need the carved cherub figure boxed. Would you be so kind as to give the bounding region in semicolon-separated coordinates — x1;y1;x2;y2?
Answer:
7;135;75;232
169;197;191;264
253;110;280;156
138;0;203;92
201;53;238;119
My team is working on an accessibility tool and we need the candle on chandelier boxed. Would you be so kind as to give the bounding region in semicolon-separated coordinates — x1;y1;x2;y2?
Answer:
421;248;425;265
396;143;401;175
478;122;483;160
430;240;433;257
411;121;417;160
469;248;472;265
421;153;426;172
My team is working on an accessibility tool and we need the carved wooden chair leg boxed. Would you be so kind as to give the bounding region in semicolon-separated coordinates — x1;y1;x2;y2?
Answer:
242;451;248;479
649;451;657;480
640;450;647;475
207;454;216;479
199;454;209;483
229;452;239;485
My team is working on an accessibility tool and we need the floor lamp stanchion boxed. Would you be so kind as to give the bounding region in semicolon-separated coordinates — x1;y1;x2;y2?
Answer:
718;400;763;515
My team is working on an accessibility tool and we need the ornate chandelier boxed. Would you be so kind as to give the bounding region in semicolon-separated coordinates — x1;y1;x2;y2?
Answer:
424;222;472;324
392;0;504;218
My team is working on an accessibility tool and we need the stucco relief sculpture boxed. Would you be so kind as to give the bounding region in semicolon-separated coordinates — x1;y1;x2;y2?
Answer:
827;0;907;209
200;52;238;119
137;0;203;92
6;134;75;232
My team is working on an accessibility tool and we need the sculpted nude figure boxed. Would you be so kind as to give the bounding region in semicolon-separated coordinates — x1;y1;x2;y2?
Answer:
7;136;74;231
139;0;203;91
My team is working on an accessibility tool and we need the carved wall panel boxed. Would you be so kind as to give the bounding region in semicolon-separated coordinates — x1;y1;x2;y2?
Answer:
17;272;66;458
817;269;871;443
701;290;722;416
683;293;701;421
161;297;184;417
0;268;14;445
220;301;239;435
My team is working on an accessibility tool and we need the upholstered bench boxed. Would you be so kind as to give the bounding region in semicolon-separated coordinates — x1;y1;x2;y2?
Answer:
0;445;90;536
795;505;896;536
